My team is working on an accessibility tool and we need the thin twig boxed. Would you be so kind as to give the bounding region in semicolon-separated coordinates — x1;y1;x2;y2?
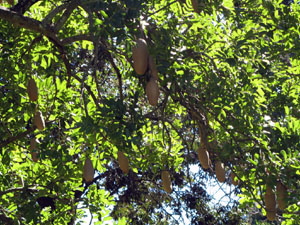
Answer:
11;0;40;15
147;0;178;17
0;126;36;149
61;34;93;45
72;74;101;111
83;87;89;118
0;6;61;44
48;38;73;87
42;2;70;25
88;208;93;225
20;35;43;59
54;0;79;31
0;186;38;197
101;41;124;101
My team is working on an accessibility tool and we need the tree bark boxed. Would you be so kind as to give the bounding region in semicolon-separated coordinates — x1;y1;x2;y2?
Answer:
0;6;60;43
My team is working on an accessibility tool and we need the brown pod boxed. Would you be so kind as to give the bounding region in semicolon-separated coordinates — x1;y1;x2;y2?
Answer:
265;185;276;213
148;56;158;80
83;158;94;183
191;0;200;13
29;138;37;151
31;152;38;162
266;210;276;221
132;38;148;75
27;78;38;101
215;161;225;183
161;170;172;193
117;151;129;174
34;111;45;130
197;145;210;169
146;77;159;106
230;171;239;186
29;138;39;162
7;0;14;5
266;185;273;196
276;181;287;210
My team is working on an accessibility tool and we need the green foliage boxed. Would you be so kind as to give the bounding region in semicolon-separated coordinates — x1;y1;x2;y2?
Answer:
0;0;300;224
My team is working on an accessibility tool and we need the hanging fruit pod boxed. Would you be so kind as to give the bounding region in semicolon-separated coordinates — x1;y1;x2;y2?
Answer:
29;138;40;162
31;152;39;162
83;158;94;183
215;161;225;183
191;0;200;14
117;151;129;174
230;171;239;186
29;138;37;151
197;145;210;169
7;0;14;6
265;185;276;221
276;181;287;211
34;111;45;131
148;56;158;80
27;78;38;101
161;170;172;193
132;38;148;75
146;77;159;106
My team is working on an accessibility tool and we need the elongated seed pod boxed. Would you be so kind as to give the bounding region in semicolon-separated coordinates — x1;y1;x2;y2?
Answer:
29;138;37;150
117;151;129;174
191;0;200;13
276;181;287;210
266;185;273;196
215;161;225;183
34;111;45;130
197;145;210;169
146;77;159;106
230;171;239;186
161;170;172;193
83;158;94;183
27;78;38;101
265;185;276;221
132;38;148;75
29;138;39;162
7;0;14;6
31;152;38;162
266;210;276;221
148;56;158;80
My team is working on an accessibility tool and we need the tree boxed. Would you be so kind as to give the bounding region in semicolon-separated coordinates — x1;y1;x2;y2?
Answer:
0;0;299;224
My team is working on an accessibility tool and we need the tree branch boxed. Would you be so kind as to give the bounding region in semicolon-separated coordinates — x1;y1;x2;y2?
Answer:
61;34;93;45
42;2;69;25
0;186;38;197
147;0;177;17
0;6;61;44
54;0;79;31
72;74;101;111
48;37;73;86
11;0;40;14
0;214;14;225
20;35;43;60
0;126;36;149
